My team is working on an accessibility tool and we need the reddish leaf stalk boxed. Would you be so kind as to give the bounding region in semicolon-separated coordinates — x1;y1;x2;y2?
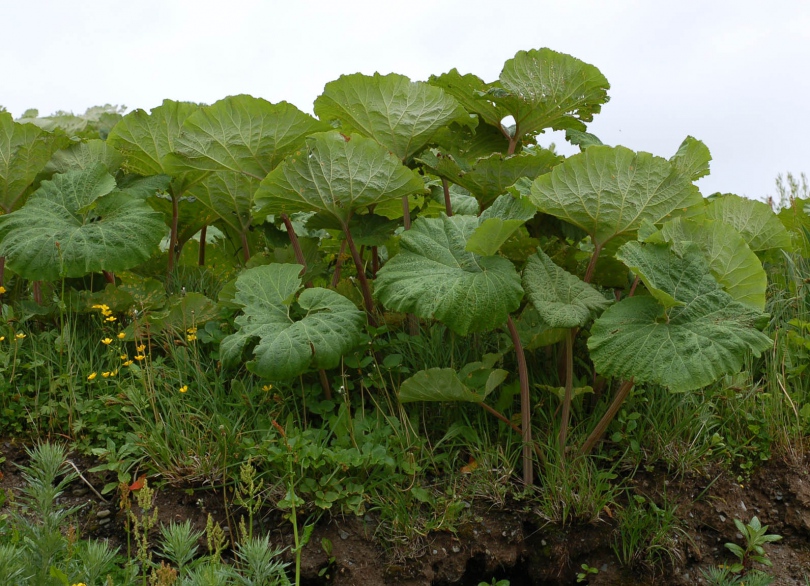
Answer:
198;225;207;266
441;177;453;216
341;224;377;327
507;315;533;486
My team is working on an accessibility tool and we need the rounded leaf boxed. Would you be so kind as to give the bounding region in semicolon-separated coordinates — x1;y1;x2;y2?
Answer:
529;145;703;247
375;214;523;336
589;242;772;392
220;264;365;379
254;131;425;225
0;165;166;281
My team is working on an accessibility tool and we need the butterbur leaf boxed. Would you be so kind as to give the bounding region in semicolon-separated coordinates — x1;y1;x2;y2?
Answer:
705;193;793;252
646;216;767;311
399;359;508;404
46;139;123;173
522;250;611;328
528;145;703;247
0;111;70;213
418;148;561;208
488;48;610;138
314;72;472;162
565;129;603;150
466;192;537;256
515;305;567;349
220;264;364;379
254;131;425;226
589;242;772;392
187;171;260;236
375;214;523;336
429;69;507;129
168;95;329;178
107;99;199;176
669;136;711;182
0;165;166;281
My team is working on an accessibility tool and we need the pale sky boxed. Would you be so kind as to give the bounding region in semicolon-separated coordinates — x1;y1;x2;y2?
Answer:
3;0;808;201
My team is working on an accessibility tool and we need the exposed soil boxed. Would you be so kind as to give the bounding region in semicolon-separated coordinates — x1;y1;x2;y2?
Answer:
2;439;810;585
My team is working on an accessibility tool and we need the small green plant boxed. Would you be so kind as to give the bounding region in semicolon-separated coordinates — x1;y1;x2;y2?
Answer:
157;520;203;577
724;516;781;574
478;579;510;586
576;563;599;583
611;493;688;570
701;565;774;586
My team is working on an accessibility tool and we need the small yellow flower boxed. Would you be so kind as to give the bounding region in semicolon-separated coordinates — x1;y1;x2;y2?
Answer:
0;286;6;294
186;334;197;342
110;370;118;376
187;327;197;334
102;371;110;378
91;304;104;310
262;384;273;392
72;582;88;586
15;332;25;340
179;385;188;393
101;338;113;345
87;372;97;381
123;360;133;367
0;336;5;342
117;332;126;339
105;316;116;322
120;354;128;360
134;354;146;361
136;344;146;352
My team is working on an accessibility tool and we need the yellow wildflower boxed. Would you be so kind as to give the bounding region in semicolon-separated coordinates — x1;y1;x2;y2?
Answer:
72;583;88;586
134;354;146;361
187;327;198;334
117;332;126;339
123;360;133;367
0;286;6;294
110;370;118;376
262;384;273;392
179;385;188;393
105;316;116;322
101;338;113;345
136;344;146;352
186;334;197;342
0;336;5;342
87;372;97;381
120;354;128;360
15;332;25;340
102;372;110;378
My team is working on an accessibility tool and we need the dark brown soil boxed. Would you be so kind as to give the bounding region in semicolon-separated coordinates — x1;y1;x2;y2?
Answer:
2;439;810;585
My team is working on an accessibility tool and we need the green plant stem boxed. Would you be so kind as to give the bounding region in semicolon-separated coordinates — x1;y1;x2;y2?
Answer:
239;231;251;263
331;240;347;287
579;378;635;455
559;329;574;454
341;223;378;327
506;315;533;486
442;177;453;216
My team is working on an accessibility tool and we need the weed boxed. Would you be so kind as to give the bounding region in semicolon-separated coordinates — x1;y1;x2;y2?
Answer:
724;516;782;575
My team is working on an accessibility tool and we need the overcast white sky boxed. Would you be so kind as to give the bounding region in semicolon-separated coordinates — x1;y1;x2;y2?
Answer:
3;0;808;201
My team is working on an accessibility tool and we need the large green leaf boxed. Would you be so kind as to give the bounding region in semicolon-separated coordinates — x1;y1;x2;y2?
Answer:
220;264;364;379
399;358;508;404
0;112;70;213
0;165;166;281
645;216;767;311
488;48;610;138
47;139;123;174
522;250;611;328
314;72;471;162
254;132;425;226
669;136;711;182
429;69;507;130
168;95;330;178
107;100;199;176
589;242;772;392
465;192;537;256
187;171;260;236
418;147;561;208
375;214;523;335
705;193;793;252
528;145;703;247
